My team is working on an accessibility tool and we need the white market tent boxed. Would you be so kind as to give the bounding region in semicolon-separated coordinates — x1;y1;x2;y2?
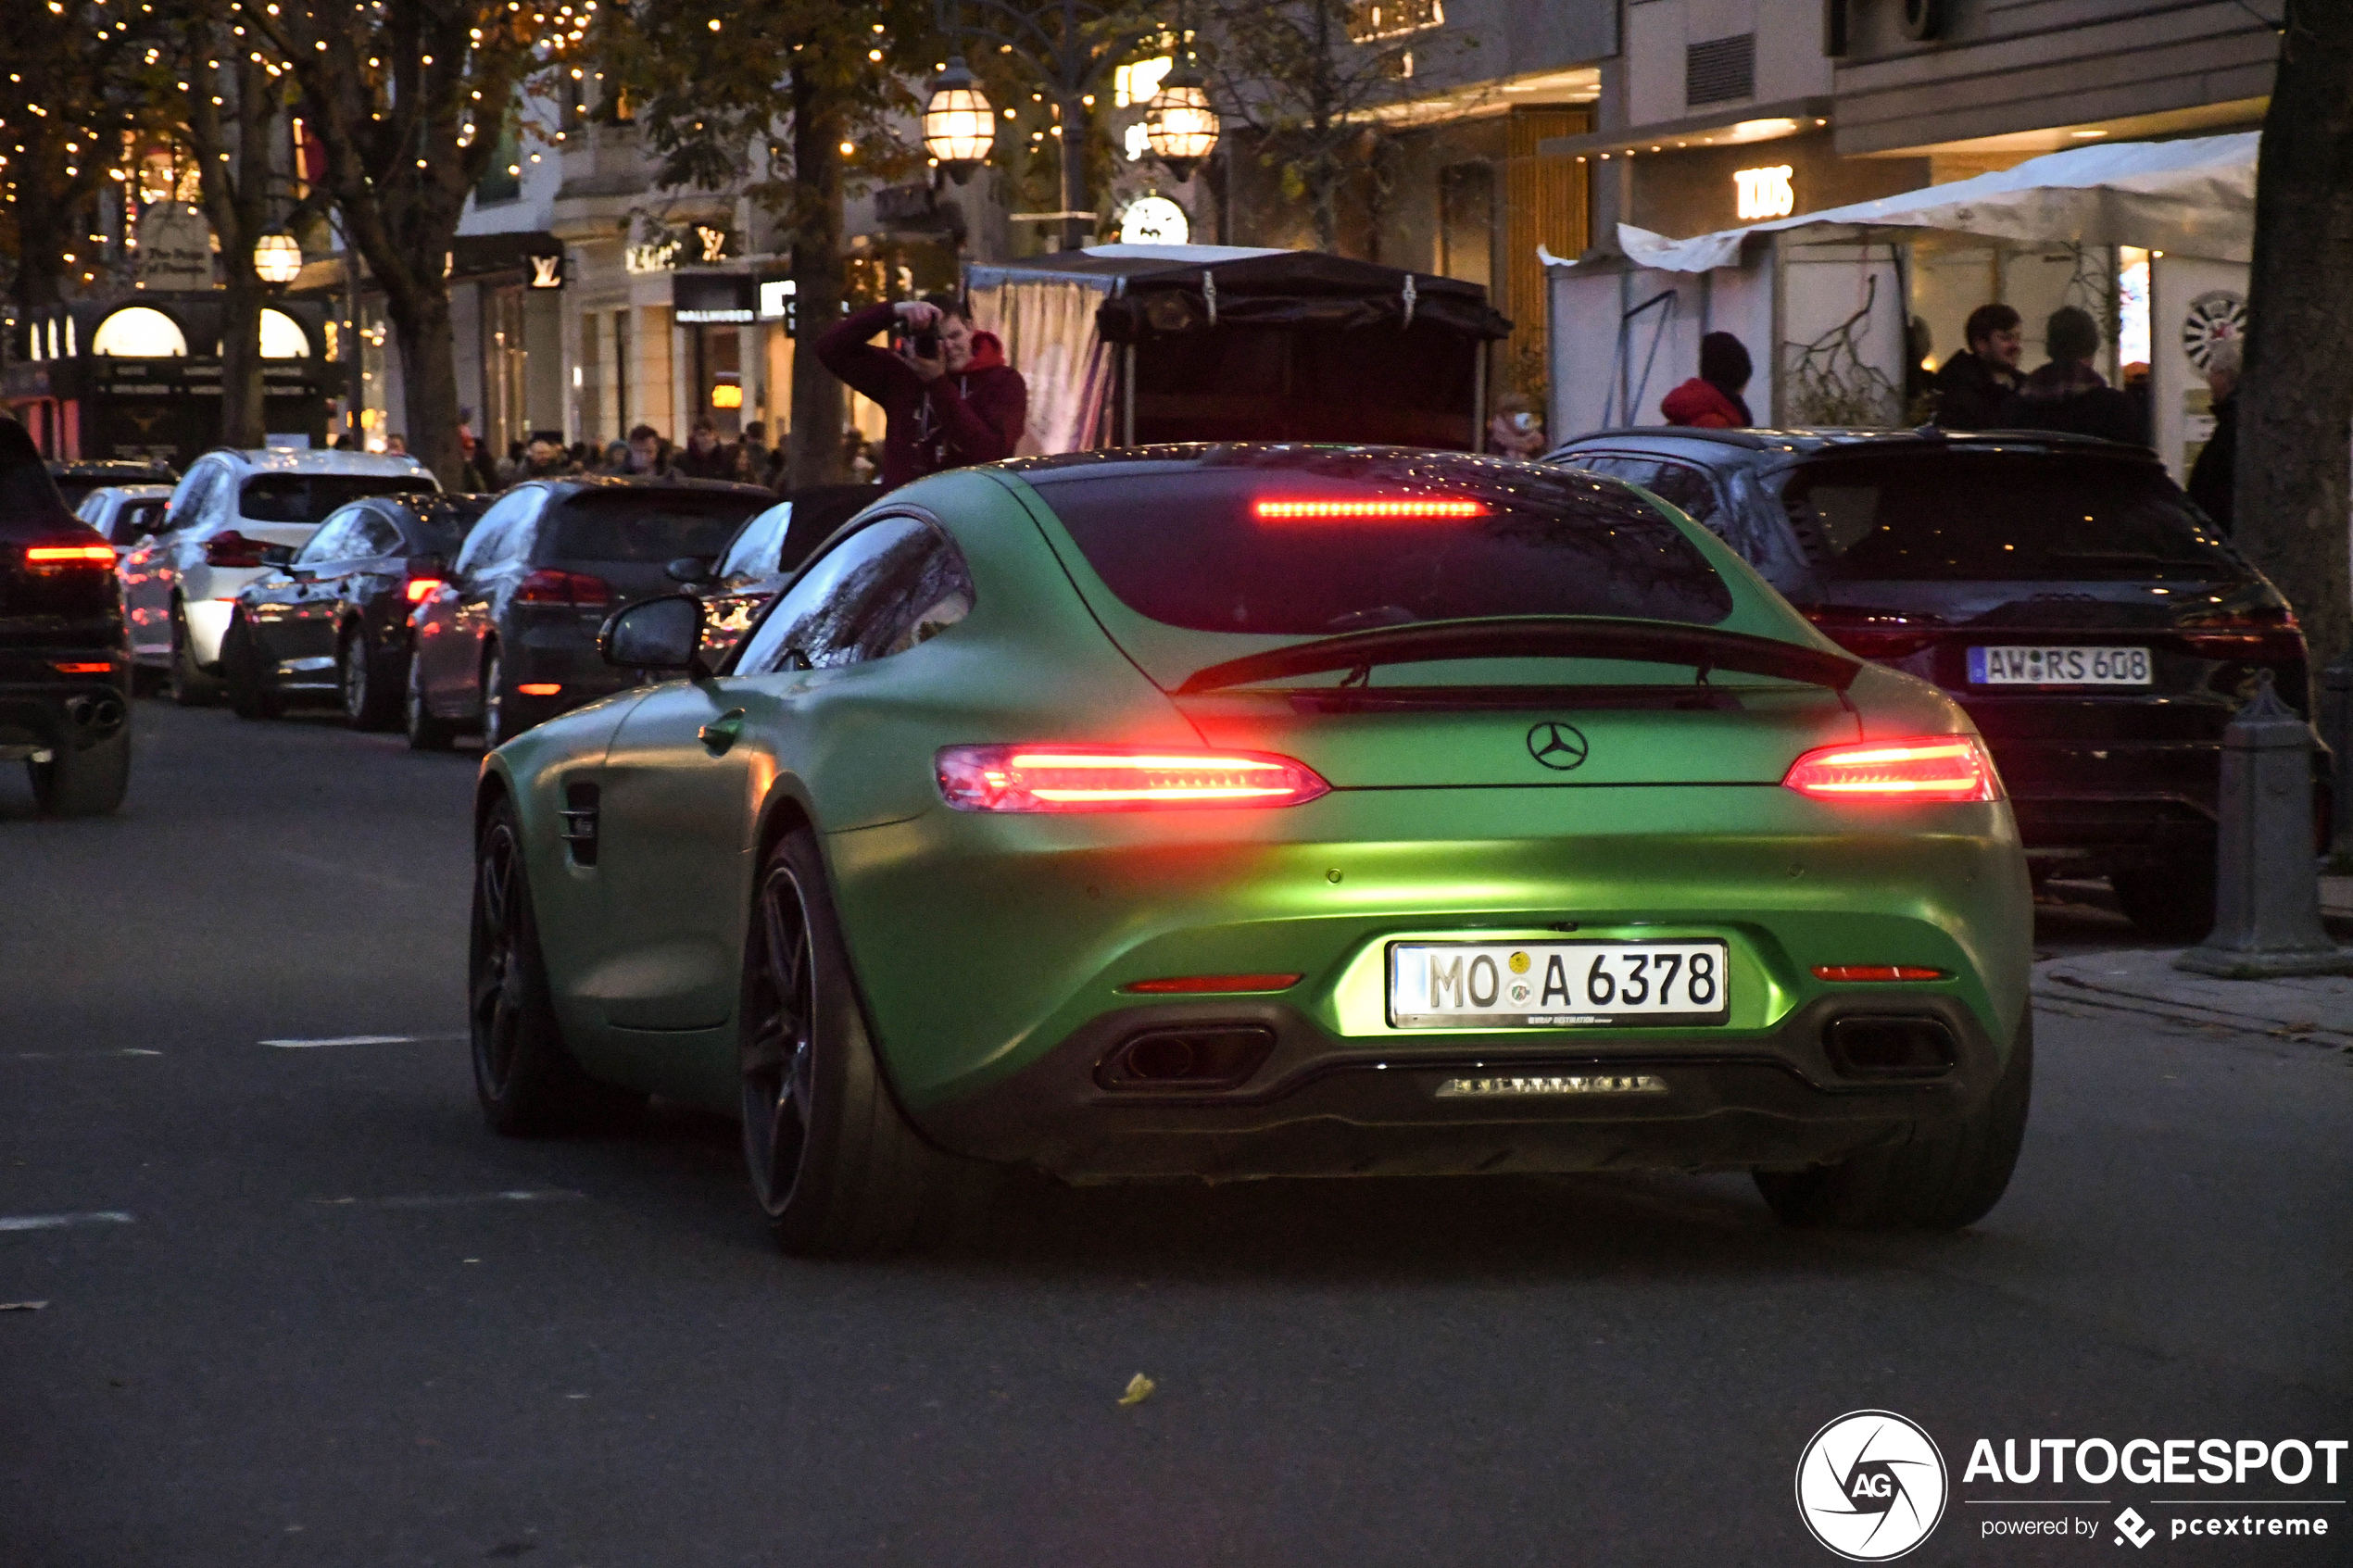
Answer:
1541;132;2259;480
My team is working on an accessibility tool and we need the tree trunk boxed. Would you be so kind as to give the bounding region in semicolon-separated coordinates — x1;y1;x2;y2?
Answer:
2238;0;2353;671
786;68;847;490
219;274;267;448
1058;94;1090;253
386;281;464;487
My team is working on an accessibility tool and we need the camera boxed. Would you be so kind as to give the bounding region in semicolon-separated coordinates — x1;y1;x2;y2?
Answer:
912;330;940;359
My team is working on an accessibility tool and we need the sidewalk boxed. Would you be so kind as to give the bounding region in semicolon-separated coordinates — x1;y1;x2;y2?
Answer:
2034;947;2353;1047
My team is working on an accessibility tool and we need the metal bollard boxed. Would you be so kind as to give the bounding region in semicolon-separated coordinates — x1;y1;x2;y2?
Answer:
2177;673;2353;979
2324;655;2353;861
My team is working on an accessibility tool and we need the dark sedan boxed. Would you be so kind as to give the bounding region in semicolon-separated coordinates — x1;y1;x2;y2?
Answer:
688;484;878;661
48;458;179;512
220;494;491;728
1544;426;2315;938
4;421;132;814
405;477;770;748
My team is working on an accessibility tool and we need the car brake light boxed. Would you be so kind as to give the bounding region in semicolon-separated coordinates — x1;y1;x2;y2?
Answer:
1782;736;2001;803
404;576;445;603
1812;965;1949;982
1123;973;1303;994
1252;498;1487;521
937;745;1331;812
1801;611;1942;660
203;531;270;568
2177;609;2307;661
516;683;561;696
517;569;613;606
24;543;117;570
52;660;113;674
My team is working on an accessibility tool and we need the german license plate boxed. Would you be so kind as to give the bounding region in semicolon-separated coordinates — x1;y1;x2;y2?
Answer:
1388;940;1730;1029
1968;646;2151;686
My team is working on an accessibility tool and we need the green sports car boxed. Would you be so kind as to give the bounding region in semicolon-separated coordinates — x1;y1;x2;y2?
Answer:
471;445;2032;1254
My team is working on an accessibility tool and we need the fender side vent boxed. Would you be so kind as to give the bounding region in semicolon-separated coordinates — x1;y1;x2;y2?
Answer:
560;781;600;867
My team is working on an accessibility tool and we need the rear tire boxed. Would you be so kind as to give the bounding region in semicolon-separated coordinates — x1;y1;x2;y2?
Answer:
28;727;130;817
469;797;643;1135
222;613;283;721
482;645;514;748
341;625;400;731
1755;1011;2032;1231
2110;857;2216;943
168;600;220;707
404;647;455;751
740;827;943;1257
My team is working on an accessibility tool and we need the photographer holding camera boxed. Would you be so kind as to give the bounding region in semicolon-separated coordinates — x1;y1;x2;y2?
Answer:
815;292;1027;489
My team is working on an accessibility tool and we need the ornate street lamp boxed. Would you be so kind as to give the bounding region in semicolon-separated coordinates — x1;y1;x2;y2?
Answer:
1143;54;1218;182
252;231;303;286
922;56;996;183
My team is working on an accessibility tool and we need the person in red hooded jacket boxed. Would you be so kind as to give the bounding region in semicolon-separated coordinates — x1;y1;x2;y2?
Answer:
1660;332;1755;429
815;292;1027;489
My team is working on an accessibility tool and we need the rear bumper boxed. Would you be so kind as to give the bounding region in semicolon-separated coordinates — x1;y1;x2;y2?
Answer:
1988;735;2330;865
0;655;132;758
914;992;2012;1182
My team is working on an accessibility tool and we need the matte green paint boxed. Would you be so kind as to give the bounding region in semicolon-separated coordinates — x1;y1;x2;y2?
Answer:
480;463;2031;1134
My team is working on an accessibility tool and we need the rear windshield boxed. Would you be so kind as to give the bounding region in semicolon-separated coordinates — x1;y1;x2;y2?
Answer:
541;490;764;564
402;499;489;554
1781;453;2240;582
240;473;436;524
1032;457;1733;634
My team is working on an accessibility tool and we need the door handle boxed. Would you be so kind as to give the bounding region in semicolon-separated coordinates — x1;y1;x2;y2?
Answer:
698;709;747;756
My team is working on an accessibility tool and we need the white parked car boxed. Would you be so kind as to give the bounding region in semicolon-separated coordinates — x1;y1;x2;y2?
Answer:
72;483;176;546
120;448;439;702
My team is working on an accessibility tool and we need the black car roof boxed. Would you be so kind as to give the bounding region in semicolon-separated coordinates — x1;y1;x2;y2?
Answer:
540;475;774;498
1548;426;2156;462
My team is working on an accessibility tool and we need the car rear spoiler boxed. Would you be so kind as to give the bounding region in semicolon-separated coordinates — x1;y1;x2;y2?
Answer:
1174;616;1862;695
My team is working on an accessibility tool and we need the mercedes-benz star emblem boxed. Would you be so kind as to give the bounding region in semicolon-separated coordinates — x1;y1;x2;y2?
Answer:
1526;721;1589;771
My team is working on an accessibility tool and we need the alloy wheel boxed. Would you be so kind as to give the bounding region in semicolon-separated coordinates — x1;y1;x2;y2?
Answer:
484;649;505;747
470;822;526;1097
742;862;817;1216
341;635;369;721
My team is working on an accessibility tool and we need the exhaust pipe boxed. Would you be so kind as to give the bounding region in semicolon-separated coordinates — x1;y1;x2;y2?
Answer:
64;694;127;732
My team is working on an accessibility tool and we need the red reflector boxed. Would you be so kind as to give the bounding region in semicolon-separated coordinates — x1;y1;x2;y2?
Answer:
937;745;1331;812
517;569;613;606
1123;973;1303;994
52;661;113;674
24;543;117;568
1252;498;1487;521
515;683;561;696
1812;965;1949;983
1782;736;2001;803
404;576;445;603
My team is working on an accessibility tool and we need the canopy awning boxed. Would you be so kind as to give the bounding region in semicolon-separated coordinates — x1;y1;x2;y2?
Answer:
1606;132;2259;274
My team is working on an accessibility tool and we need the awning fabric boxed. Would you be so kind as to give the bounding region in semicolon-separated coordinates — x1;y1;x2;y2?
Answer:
1610;132;2259;274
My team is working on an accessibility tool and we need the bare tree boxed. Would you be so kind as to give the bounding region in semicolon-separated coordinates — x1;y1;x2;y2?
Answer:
2239;0;2353;670
0;0;145;310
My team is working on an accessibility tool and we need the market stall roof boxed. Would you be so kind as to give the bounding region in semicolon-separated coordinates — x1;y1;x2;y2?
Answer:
967;245;1511;339
1601;132;2257;274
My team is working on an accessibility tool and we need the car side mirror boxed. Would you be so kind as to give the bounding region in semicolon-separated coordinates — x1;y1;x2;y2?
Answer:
260;543;296;568
665;554;718;585
601;594;708;677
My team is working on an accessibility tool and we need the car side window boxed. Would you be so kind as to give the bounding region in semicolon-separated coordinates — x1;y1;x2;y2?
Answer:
1644;461;1721;526
718;501;791;585
169;464;219;532
350;508;407;558
733;516;974;676
454;491;535;573
297;508;362;563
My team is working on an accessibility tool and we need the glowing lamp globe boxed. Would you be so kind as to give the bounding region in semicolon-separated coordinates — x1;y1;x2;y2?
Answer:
1144;62;1219;182
923;58;995;184
253;232;304;285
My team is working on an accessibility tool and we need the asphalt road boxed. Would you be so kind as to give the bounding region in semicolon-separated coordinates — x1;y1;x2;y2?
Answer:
3;700;2347;1568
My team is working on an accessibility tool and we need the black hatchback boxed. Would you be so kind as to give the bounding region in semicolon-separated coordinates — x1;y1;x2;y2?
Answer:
221;493;492;728
1544;427;2316;938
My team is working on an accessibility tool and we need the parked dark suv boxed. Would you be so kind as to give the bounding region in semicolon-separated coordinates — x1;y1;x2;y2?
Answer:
405;477;770;748
1544;427;2318;938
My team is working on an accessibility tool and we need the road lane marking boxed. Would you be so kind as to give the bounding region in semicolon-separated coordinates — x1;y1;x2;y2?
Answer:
0;1210;135;1233
310;1190;585;1210
8;1048;163;1060
260;1034;461;1048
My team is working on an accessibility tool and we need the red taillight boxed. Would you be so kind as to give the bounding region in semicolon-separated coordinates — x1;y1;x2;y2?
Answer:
52;660;113;674
1812;965;1950;983
1252;498;1487;521
1783;736;2001;804
515;683;561;696
517;569;613;606
404;576;445;603
24;543;117;571
1123;973;1303;994
203;531;269;568
1803;611;1942;661
937;745;1332;812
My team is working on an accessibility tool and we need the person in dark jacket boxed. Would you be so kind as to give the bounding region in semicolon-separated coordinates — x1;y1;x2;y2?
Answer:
1661;332;1754;428
2186;338;2240;533
815;292;1026;487
1996;307;2144;445
1931;303;2022;428
671;415;739;481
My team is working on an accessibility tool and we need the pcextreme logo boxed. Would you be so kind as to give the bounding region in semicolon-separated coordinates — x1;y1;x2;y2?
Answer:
1797;1410;1950;1562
